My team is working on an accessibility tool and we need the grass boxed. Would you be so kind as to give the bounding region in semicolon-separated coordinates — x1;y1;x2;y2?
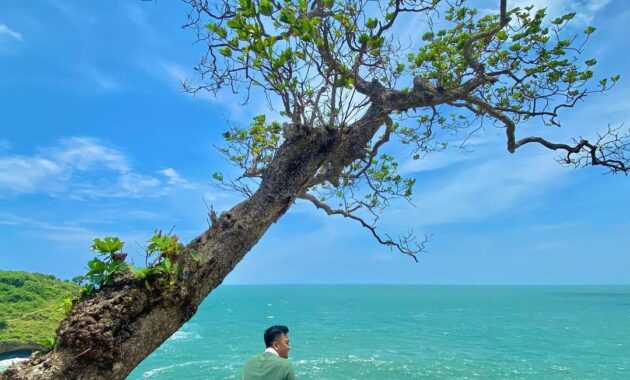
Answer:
0;270;79;350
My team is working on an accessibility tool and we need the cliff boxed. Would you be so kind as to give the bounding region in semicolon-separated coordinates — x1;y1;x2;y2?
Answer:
0;270;78;355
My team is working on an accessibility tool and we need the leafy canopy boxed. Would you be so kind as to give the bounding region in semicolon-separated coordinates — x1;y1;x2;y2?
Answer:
183;0;628;259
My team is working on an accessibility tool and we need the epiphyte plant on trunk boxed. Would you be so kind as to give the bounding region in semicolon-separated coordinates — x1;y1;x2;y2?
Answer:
74;231;184;299
81;237;128;296
5;0;629;379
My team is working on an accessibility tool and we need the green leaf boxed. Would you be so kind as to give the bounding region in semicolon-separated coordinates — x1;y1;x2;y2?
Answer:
279;8;295;24
212;172;224;181
189;249;200;262
163;257;172;271
323;0;334;9
226;19;240;29
133;267;152;278
87;258;106;272
259;0;273;16
218;47;232;57
564;12;576;20
365;18;378;29
82;283;95;296
91;237;124;254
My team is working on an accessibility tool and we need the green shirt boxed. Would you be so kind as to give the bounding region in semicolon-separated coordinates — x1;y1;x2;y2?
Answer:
240;352;296;380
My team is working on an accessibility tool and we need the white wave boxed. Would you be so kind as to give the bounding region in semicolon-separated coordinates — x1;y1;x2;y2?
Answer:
296;355;397;368
169;330;202;341
0;358;29;371
141;360;212;378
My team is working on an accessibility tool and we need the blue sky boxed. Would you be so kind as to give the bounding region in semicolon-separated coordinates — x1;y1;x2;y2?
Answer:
0;0;628;284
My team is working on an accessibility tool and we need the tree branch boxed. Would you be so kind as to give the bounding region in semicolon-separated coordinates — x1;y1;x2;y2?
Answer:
298;192;425;261
466;95;630;173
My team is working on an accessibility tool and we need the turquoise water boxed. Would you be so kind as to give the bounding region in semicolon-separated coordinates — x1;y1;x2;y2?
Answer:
126;286;630;379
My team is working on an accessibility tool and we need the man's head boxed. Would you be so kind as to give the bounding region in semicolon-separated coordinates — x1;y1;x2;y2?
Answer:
264;325;290;359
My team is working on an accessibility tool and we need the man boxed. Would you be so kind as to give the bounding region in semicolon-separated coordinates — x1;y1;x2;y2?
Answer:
240;325;296;380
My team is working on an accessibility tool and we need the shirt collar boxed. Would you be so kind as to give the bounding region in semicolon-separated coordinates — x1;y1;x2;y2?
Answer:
264;347;279;356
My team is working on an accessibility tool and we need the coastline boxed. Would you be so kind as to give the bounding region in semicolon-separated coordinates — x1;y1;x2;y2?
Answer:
0;349;34;373
0;343;44;356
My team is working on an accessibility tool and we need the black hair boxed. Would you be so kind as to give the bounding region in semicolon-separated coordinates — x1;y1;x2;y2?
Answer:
264;325;289;347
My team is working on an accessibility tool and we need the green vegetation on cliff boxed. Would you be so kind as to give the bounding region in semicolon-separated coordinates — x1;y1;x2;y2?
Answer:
0;271;78;352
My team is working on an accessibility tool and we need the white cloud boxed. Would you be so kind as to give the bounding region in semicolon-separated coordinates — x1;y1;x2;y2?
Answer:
46;0;97;25
0;211;97;243
0;137;197;198
0;156;64;193
397;127;503;174
84;67;121;91
139;61;199;96
390;151;568;226
0;137;133;196
162;63;187;84
118;172;161;195
0;212;154;256
159;168;197;189
140;60;286;124
0;24;23;41
126;3;150;31
0;212;92;233
125;3;162;46
51;137;129;172
400;150;474;174
512;0;611;25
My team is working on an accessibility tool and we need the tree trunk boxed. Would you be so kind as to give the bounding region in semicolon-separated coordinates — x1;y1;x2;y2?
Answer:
3;128;338;380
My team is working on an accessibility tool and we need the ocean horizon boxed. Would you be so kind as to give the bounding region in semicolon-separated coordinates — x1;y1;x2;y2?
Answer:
3;285;629;379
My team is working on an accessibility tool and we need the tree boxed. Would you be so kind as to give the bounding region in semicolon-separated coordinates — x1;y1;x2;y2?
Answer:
5;0;628;378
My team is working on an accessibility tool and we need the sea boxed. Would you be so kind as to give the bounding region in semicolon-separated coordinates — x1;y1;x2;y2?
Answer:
3;286;630;379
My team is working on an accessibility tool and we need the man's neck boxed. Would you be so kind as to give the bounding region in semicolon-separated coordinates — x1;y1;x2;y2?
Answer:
264;347;279;357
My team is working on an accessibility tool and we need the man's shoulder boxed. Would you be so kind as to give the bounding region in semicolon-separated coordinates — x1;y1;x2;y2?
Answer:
270;355;294;376
241;353;294;379
264;353;291;365
245;352;289;365
243;352;267;365
265;355;294;378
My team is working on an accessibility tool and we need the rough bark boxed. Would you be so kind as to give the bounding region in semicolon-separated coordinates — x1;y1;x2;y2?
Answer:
2;127;340;379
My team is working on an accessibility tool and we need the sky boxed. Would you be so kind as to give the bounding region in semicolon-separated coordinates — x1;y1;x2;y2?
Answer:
0;0;628;284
